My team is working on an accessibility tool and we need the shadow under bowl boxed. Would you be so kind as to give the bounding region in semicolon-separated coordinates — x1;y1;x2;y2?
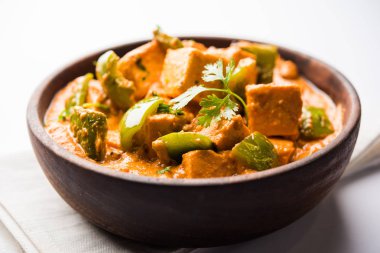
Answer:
27;37;361;247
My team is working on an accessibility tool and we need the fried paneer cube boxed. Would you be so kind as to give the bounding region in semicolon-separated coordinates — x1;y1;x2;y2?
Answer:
246;83;302;136
118;40;165;99
160;48;221;99
180;150;237;178
185;115;250;151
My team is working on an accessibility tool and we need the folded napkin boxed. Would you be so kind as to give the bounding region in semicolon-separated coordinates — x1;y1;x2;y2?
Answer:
0;151;193;253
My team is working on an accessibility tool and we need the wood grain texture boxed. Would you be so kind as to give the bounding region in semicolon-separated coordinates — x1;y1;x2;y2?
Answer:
27;37;361;247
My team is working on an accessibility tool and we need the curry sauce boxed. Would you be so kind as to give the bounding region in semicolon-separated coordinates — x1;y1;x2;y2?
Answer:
45;28;341;179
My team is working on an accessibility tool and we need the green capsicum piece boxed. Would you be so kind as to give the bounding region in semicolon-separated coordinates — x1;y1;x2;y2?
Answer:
299;106;334;139
153;26;183;50
119;96;163;151
96;50;135;110
240;43;278;83
70;106;108;161
59;73;93;121
153;132;214;162
232;132;279;171
229;57;257;99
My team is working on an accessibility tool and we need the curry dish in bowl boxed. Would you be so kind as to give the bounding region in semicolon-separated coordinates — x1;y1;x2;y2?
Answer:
45;28;341;179
29;31;360;246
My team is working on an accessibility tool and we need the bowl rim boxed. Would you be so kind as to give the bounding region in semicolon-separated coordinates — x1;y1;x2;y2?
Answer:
27;36;361;187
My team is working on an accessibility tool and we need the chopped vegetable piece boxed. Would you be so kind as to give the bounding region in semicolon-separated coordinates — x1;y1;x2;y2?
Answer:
82;102;110;112
300;106;334;139
152;132;214;162
153;26;183;50
70;106;108;161
119;96;163;151
96;50;135;110
232;132;279;171
238;42;278;83
229;57;257;99
59;73;93;121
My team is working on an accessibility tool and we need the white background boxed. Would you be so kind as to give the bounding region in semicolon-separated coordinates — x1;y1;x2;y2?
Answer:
1;0;380;252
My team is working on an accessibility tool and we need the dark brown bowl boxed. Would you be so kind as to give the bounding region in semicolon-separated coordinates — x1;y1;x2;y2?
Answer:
27;37;360;247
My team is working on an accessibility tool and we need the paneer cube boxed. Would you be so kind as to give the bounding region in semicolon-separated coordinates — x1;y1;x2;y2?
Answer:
207;46;256;64
246;83;302;136
133;113;192;157
160;48;222;99
181;150;237;178
118;40;165;99
184;115;250;151
269;138;296;165
229;57;258;99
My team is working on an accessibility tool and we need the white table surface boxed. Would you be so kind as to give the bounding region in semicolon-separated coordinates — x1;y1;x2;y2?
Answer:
1;0;380;252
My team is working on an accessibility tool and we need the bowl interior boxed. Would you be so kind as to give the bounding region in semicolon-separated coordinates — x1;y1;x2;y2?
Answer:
30;37;360;185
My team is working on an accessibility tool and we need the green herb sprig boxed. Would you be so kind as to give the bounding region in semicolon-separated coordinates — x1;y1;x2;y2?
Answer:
170;59;247;127
157;103;184;116
157;166;172;174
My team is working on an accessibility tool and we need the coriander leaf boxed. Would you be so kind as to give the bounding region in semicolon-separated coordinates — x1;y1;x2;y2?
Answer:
157;166;172;174
169;59;247;127
157;103;184;115
157;103;171;113
170;85;208;110
197;94;239;127
202;59;224;83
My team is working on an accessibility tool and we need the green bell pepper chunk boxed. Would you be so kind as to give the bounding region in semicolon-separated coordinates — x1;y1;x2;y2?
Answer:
96;50;135;110
229;57;257;99
232;132;279;171
153;27;183;50
119;96;163;151
154;132;214;162
70;106;108;161
59;73;93;121
241;43;278;83
300;106;334;139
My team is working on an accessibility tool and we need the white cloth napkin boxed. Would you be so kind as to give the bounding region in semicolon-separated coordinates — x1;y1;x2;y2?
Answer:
0;151;193;253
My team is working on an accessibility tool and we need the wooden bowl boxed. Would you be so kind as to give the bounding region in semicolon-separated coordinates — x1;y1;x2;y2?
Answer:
27;37;361;247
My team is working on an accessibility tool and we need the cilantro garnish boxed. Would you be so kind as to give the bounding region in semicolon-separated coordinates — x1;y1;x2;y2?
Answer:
170;59;247;127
